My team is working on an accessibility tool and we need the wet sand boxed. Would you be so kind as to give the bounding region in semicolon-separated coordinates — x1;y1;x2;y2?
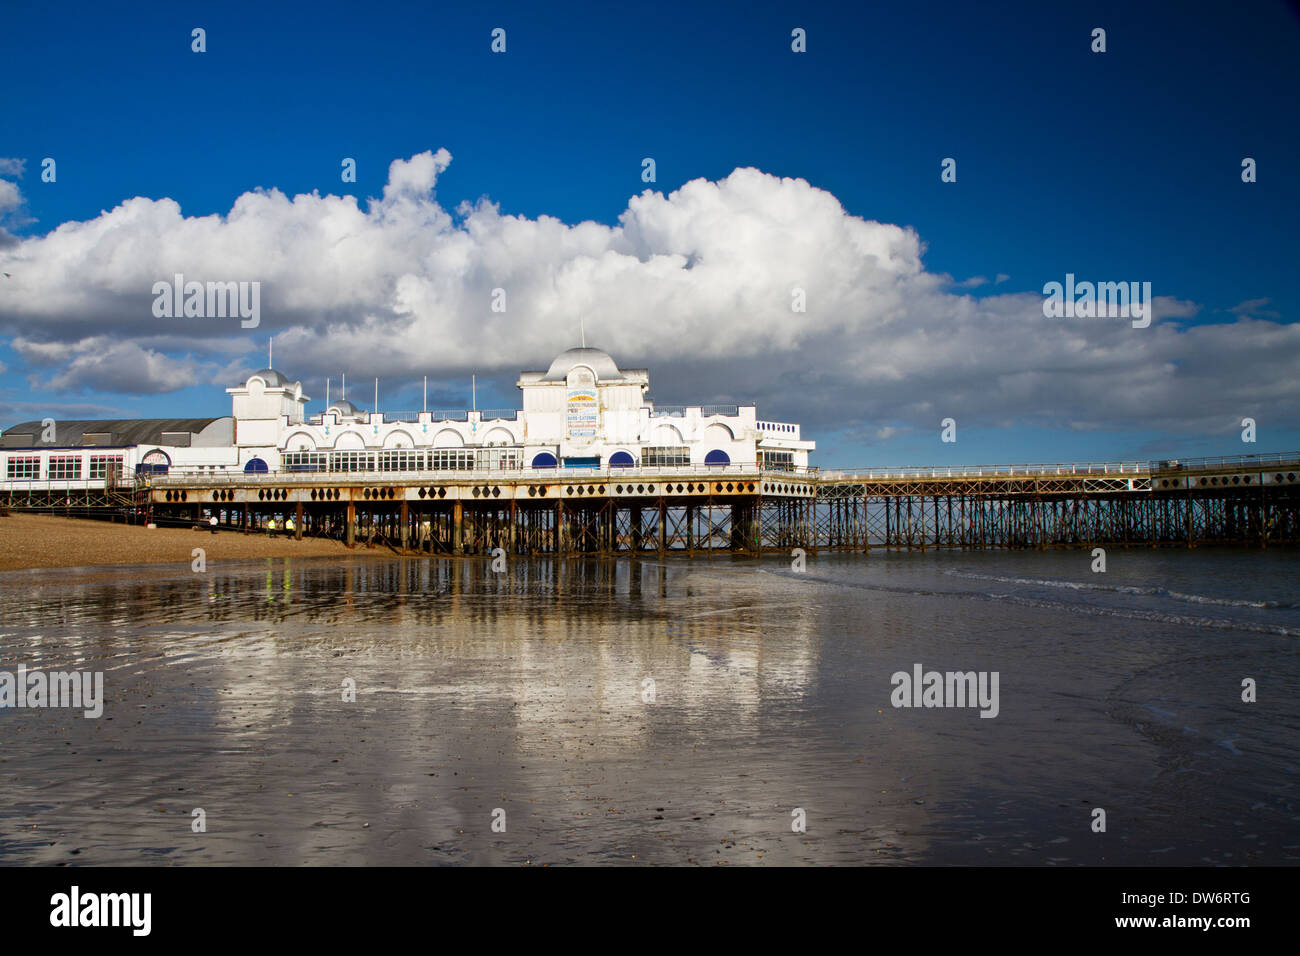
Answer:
1;549;1296;865
0;513;363;572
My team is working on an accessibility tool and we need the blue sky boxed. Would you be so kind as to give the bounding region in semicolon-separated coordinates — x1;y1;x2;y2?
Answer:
1;0;1297;467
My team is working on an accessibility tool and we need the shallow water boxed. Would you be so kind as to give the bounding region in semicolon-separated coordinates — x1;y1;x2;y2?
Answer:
1;547;1297;865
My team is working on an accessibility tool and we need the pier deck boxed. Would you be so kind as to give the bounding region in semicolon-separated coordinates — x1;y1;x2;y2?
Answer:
5;454;1298;553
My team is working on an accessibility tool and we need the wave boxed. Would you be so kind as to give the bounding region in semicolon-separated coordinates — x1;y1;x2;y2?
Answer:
753;568;1296;637
940;570;1297;610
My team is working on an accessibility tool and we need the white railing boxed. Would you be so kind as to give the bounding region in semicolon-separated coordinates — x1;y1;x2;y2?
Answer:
820;452;1300;481
142;462;800;487
821;461;1148;480
0;477;138;493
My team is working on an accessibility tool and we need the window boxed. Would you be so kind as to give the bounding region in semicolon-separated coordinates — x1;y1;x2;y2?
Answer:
89;455;124;479
430;449;475;471
6;456;39;479
475;448;520;471
379;450;423;472
284;452;328;473
47;456;83;480
329;451;375;473
762;451;794;471
642;446;689;467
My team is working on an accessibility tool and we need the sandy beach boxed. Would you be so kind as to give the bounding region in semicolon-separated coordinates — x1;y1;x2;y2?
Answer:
0;512;369;572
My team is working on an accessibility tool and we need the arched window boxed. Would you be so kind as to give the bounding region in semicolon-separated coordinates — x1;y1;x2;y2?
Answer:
137;449;171;475
608;451;635;468
531;452;558;469
704;449;730;466
244;457;269;473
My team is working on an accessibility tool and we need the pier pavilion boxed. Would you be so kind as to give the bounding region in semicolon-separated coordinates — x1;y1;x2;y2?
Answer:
3;347;1298;553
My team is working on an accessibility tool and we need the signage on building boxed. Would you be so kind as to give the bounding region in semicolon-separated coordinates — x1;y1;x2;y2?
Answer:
566;388;598;441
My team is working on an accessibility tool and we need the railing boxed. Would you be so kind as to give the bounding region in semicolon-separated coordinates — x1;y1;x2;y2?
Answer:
1;477;140;491
822;462;1148;480
1151;452;1300;471
650;404;746;418
371;409;519;423
140;462;796;486
820;452;1300;482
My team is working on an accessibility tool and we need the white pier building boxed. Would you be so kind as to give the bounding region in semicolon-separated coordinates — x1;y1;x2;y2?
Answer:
1;347;813;491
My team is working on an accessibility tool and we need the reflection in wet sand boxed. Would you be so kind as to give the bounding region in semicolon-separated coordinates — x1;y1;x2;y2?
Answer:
1;549;1295;865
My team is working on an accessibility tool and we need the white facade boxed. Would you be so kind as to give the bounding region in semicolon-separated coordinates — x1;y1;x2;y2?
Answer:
0;347;813;488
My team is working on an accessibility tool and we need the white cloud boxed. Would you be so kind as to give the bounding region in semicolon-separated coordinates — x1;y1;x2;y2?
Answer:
1229;298;1280;320
0;151;1295;439
16;337;211;394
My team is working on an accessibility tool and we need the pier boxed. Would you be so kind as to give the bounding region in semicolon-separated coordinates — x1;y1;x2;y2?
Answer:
8;452;1296;553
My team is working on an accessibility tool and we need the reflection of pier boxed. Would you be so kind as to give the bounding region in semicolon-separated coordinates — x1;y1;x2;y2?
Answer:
95;451;1300;553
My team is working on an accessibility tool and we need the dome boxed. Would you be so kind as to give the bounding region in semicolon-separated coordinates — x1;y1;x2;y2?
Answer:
328;399;364;419
244;368;290;388
541;347;624;382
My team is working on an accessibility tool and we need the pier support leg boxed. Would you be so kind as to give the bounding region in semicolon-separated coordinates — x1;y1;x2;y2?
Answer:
400;499;409;551
296;502;303;540
453;500;464;555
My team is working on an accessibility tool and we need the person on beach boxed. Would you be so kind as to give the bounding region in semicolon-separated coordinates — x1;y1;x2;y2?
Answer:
267;517;277;538
285;516;295;536
209;515;218;534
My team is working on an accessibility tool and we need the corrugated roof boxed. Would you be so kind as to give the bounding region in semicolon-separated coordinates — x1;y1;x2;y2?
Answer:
0;418;226;449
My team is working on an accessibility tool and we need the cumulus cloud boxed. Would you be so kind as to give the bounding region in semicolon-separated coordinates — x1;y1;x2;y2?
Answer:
0;168;32;246
16;337;214;394
0;150;1295;441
